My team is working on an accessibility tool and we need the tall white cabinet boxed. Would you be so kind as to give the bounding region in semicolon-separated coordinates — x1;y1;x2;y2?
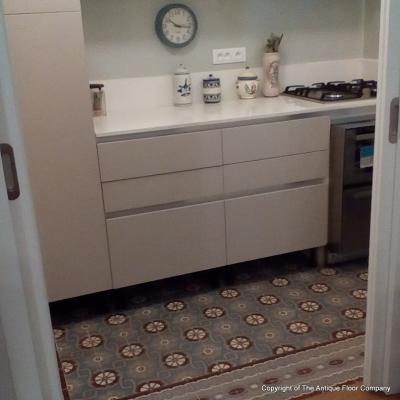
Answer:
1;1;111;301
2;0;80;14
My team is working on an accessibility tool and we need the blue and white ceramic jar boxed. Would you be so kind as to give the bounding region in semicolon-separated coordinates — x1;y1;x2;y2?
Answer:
173;64;192;106
202;74;221;104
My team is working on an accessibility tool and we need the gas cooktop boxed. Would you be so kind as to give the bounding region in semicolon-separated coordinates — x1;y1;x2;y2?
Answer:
283;79;377;103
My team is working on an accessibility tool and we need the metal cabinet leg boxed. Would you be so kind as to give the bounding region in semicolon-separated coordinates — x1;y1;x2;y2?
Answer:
313;246;327;267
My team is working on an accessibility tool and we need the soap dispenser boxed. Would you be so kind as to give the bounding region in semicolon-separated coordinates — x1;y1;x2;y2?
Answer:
90;83;107;116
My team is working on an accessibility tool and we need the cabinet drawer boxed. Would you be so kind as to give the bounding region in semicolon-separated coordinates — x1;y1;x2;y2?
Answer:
103;167;223;213
225;183;328;264
224;151;328;195
98;130;222;182
222;117;330;164
107;201;226;288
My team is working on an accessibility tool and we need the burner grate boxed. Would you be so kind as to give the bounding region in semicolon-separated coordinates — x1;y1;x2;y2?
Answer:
283;79;377;103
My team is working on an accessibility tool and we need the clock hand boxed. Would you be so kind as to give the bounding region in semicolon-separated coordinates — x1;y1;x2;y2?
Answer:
167;18;190;29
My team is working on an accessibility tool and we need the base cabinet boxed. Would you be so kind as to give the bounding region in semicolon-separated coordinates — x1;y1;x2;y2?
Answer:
107;201;227;288
101;116;330;292
98;117;330;288
225;183;329;264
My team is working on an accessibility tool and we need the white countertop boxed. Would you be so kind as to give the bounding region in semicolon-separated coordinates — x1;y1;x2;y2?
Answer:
94;95;376;141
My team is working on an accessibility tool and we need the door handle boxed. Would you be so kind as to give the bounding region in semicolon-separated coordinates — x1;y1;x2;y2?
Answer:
389;97;399;144
0;143;20;200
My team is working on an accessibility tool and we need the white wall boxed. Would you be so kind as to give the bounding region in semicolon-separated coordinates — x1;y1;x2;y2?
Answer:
363;0;380;59
81;0;367;80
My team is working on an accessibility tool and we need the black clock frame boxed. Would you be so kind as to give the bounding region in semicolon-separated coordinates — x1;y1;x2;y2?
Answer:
155;3;198;48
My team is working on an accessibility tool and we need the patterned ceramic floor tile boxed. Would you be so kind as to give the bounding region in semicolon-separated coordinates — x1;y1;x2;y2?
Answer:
51;254;367;400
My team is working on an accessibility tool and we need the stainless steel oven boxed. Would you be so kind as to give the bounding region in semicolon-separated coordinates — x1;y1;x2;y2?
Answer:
328;120;375;263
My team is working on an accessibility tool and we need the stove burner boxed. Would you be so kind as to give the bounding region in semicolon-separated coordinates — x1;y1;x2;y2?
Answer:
283;79;377;103
323;93;344;101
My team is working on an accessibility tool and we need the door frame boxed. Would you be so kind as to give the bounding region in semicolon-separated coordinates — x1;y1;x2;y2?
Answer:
364;0;400;391
1;0;400;398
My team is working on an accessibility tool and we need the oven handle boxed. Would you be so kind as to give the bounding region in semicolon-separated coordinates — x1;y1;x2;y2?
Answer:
356;133;374;141
349;188;372;200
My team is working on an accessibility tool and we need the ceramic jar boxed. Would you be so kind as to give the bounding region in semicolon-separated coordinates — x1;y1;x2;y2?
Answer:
90;83;106;117
202;74;221;104
236;66;259;99
173;64;192;106
262;52;280;97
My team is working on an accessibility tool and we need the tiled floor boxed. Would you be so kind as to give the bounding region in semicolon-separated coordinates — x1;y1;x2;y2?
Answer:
51;254;368;400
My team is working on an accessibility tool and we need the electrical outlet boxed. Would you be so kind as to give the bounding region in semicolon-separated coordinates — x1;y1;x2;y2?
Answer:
212;47;246;65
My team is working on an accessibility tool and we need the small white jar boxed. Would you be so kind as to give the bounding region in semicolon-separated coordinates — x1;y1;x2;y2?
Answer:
173;64;192;106
236;66;259;99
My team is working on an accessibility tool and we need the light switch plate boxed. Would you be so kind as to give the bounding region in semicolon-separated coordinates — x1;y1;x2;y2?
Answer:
212;47;246;65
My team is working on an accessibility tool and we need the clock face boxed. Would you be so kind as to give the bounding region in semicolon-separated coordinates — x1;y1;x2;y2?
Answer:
155;4;198;48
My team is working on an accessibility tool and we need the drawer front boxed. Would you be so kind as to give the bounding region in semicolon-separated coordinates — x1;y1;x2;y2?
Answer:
226;183;328;264
98;130;222;182
107;201;226;288
103;167;223;213
224;151;328;195
222;117;330;164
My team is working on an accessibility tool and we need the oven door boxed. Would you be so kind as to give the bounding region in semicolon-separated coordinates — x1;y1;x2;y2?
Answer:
339;185;372;257
343;126;374;186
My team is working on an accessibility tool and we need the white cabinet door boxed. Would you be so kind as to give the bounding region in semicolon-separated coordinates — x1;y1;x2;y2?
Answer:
2;0;80;14
224;151;329;195
225;183;328;264
103;167;223;213
107;201;227;288
222;117;330;164
4;12;111;301
98;130;222;182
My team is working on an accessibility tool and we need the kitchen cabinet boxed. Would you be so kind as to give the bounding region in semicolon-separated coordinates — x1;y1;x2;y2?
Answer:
99;116;330;289
4;11;111;301
107;201;226;288
223;151;328;195
222;117;330;164
225;183;328;264
97;129;222;182
103;167;223;213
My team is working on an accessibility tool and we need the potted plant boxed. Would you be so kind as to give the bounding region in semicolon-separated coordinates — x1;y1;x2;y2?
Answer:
262;33;283;97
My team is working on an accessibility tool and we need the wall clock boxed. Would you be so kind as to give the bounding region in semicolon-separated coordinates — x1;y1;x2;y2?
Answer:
155;4;198;48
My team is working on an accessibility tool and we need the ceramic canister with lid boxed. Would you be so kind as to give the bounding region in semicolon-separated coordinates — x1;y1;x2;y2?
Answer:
236;66;259;99
202;74;221;104
173;64;192;106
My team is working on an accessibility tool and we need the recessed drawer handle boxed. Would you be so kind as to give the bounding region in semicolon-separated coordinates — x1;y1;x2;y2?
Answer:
349;189;372;200
0;143;20;200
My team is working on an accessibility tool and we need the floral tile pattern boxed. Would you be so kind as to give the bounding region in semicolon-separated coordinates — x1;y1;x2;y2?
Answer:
51;255;367;400
119;334;365;400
